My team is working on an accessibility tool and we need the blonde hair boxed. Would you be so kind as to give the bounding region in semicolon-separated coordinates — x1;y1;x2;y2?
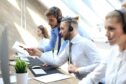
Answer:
121;2;126;8
38;25;50;39
105;9;126;33
74;16;79;21
105;10;123;23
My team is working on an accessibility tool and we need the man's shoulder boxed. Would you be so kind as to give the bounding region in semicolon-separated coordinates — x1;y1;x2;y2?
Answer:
79;36;92;43
51;27;59;31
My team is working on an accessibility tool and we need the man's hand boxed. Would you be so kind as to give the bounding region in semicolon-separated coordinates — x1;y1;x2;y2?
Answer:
68;64;78;73
24;48;42;57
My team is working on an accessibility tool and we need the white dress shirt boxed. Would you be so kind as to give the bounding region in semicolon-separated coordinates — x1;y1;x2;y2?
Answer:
38;38;50;49
79;45;126;84
40;34;100;79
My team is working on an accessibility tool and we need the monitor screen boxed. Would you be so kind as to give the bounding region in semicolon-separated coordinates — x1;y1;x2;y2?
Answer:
0;27;10;84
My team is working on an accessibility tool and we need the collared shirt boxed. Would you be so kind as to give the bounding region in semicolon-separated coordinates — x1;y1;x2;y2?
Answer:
79;45;126;84
59;26;92;54
41;26;92;53
38;38;53;58
38;38;50;49
41;26;59;52
40;34;100;78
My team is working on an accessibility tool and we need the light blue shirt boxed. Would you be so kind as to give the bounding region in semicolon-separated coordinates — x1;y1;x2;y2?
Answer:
42;26;59;52
41;26;92;53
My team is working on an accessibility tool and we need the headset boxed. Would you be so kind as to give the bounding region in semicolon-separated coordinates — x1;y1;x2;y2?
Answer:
115;10;126;34
61;17;74;33
68;22;73;32
50;7;62;24
67;18;74;32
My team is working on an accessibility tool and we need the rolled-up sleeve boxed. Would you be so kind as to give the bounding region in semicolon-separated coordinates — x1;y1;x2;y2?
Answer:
79;62;106;84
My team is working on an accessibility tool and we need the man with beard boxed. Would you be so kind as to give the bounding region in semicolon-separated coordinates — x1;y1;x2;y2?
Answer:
39;6;92;54
25;17;100;80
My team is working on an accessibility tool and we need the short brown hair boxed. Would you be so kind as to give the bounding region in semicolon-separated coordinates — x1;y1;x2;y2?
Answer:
45;6;62;20
61;16;78;25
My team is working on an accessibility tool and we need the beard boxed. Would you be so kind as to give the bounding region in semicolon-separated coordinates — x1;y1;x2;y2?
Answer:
63;33;70;40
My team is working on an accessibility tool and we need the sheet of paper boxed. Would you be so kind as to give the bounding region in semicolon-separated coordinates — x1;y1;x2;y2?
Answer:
0;77;3;84
32;69;47;75
9;61;16;66
12;41;29;57
0;75;31;84
0;75;16;84
10;61;29;66
20;57;29;61
34;73;71;83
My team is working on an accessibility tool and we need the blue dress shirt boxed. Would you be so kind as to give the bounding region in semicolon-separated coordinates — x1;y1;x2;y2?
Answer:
41;26;59;52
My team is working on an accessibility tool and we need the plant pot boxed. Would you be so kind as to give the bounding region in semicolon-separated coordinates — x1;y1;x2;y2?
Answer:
16;73;28;84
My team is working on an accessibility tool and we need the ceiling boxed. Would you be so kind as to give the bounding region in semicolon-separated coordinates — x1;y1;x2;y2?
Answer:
39;0;124;40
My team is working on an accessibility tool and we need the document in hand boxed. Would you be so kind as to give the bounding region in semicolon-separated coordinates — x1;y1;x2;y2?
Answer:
0;75;31;84
0;75;16;84
12;41;29;56
33;73;71;83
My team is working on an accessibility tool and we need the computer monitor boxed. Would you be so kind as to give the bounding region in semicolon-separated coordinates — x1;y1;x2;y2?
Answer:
0;27;10;84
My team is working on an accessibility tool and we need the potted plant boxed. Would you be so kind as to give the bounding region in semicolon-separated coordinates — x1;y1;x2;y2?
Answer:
15;58;28;84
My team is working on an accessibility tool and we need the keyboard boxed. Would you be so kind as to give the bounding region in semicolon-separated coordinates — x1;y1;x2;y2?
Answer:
27;57;44;67
27;57;62;77
27;57;57;70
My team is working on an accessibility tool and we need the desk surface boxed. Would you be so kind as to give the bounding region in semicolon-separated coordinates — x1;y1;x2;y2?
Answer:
10;65;79;84
28;68;79;84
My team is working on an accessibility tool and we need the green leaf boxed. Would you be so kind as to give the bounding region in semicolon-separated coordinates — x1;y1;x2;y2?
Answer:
15;58;27;73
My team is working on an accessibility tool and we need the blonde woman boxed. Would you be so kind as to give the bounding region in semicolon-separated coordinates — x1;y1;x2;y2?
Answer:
37;25;50;49
79;8;126;84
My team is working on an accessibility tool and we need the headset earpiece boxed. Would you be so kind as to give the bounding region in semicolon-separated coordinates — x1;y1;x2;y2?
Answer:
123;23;126;34
115;10;126;34
61;17;74;32
68;18;73;32
57;17;62;24
69;25;73;32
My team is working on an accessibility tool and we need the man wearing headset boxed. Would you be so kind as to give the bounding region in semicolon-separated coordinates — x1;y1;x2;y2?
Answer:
39;6;92;54
25;17;100;80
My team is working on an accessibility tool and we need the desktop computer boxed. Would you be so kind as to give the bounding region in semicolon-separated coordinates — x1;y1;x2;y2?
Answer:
0;27;10;84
